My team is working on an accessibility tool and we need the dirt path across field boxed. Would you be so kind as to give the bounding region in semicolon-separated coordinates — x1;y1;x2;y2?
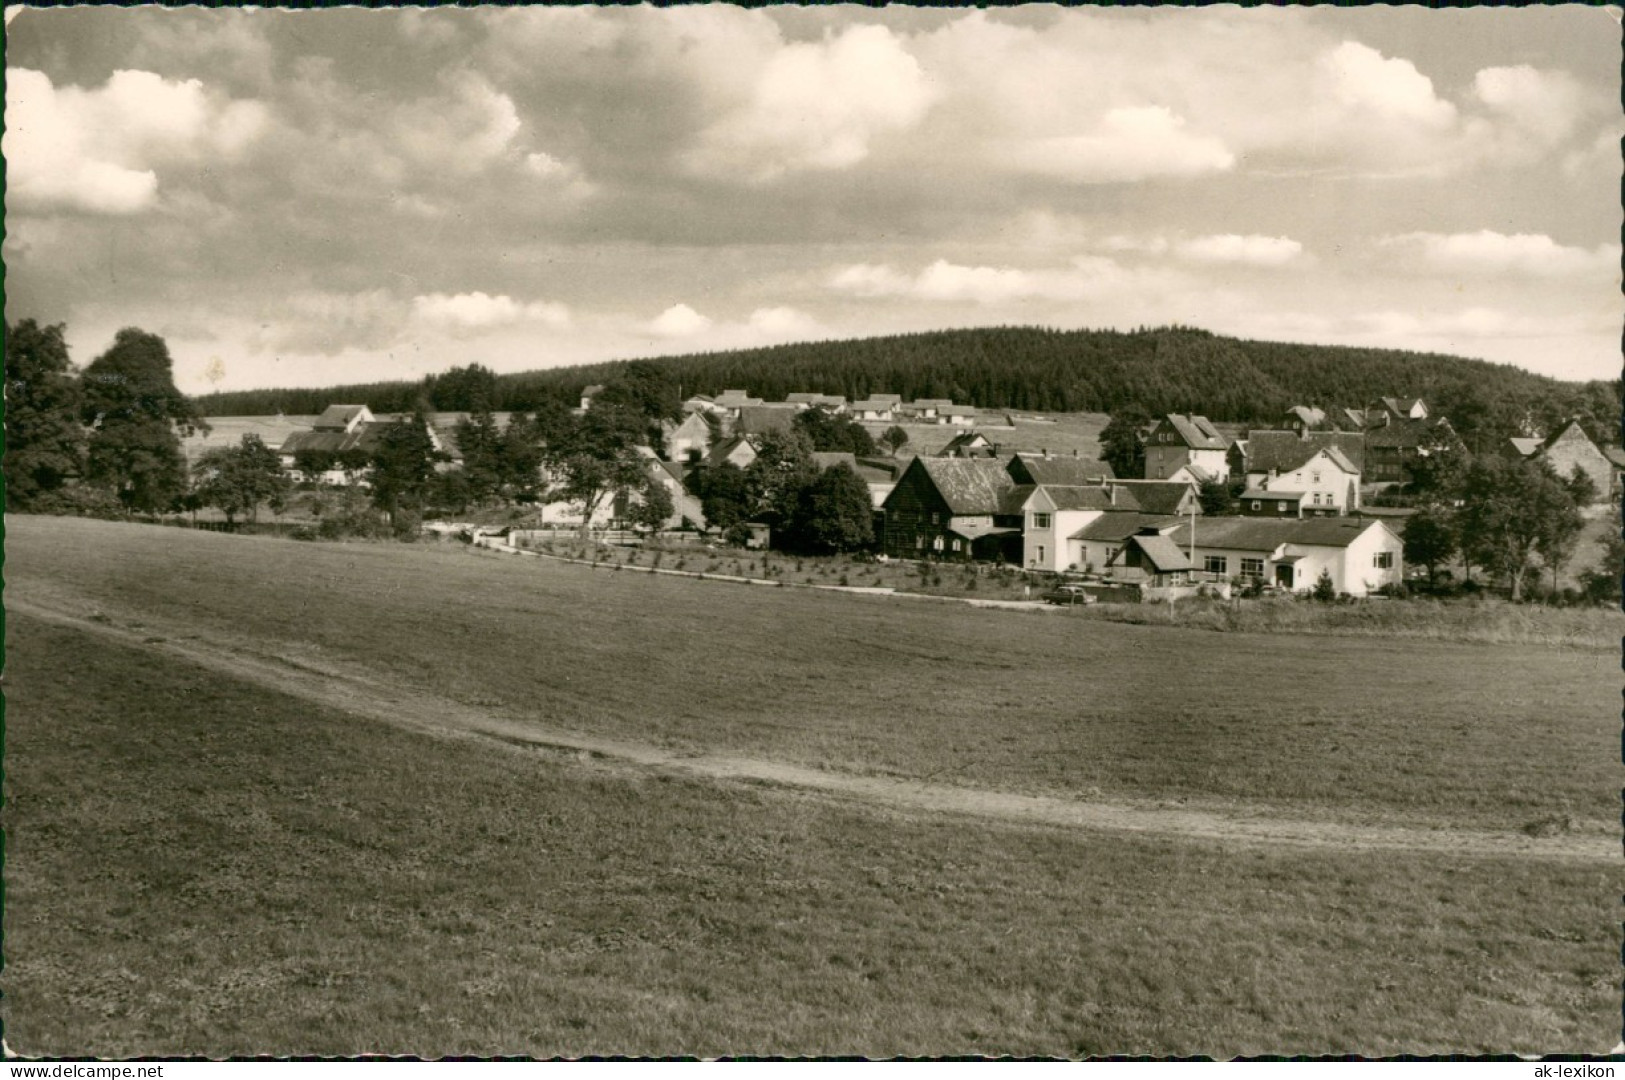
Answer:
10;592;1614;864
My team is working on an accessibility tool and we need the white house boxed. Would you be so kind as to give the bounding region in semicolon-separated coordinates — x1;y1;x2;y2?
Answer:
1245;446;1361;514
1020;485;1118;572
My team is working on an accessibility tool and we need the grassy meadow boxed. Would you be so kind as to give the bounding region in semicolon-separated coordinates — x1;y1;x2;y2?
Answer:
5;609;1617;1057
8;516;1616;831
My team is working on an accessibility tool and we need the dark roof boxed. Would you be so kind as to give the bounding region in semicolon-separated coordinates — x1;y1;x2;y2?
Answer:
1008;454;1116;486
1036;484;1120;511
998;484;1037;516
1286;406;1325;427
734;405;799;435
1603;447;1625;468
313;404;369;431
1364;416;1458;451
939;432;995;457
1120;533;1194;573
1160;413;1228;450
911;457;1017;515
280;423;390;457
1240;489;1302;502
1109;481;1192;515
1244;430;1367;474
1070;512;1184;542
705;434;756;466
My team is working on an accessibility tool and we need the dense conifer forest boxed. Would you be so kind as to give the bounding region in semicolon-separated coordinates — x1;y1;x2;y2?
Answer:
191;325;1620;449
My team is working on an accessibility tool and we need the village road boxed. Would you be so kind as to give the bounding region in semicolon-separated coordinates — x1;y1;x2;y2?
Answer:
11;592;1613;865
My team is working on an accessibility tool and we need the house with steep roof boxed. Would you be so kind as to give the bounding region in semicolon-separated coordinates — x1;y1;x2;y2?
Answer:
1368;397;1429;423
1509;420;1618;504
578;385;605;412
704;434;758;470
660;412;714;464
1019;484;1123;571
1243;441;1361;514
712;389;765;418
1143;414;1230;480
1283;406;1327;434
1069;513;1187;576
278;404;405;484
880;457;1024;562
1103;479;1200;516
1105;531;1195;587
851;397;899;422
811;452;901;507
1363;415;1463;485
1241;429;1367;478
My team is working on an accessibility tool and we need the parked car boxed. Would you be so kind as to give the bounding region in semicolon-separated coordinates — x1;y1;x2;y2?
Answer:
1043;583;1097;606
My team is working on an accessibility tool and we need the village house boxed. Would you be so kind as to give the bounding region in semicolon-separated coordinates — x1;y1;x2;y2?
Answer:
813;452;903;508
850;395;902;422
1368;397;1429;423
880;457;1025;562
785;392;848;411
703;434;758;470
1143;414;1230;480
1006;452;1116;487
1505;419;1618;504
1018;484;1121;572
1236;490;1307;517
1240;438;1362;514
578;385;605;412
1363;414;1464;485
660;412;714;464
1105;529;1196;588
712;389;765;418
278;404;459;485
1072;514;1402;596
733;404;800;437
939;431;997;458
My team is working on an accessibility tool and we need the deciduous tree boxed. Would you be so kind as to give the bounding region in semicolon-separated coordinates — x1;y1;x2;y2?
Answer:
793;463;874;554
4;319;86;508
1402;505;1457;586
1100;408;1150;479
81;328;207;512
1455;456;1581;601
194;434;291;525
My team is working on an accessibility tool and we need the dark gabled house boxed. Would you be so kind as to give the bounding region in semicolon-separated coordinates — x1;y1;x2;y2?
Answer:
1143;413;1230;480
1242;429;1367;477
1363;415;1464;485
1005;452;1116;486
880;456;1024;562
939;431;997;458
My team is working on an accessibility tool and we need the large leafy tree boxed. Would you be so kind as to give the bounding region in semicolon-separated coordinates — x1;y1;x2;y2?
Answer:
81;328;207;512
687;461;751;533
1455;456;1582;601
544;404;650;535
792;463;874;554
194;434;291;525
4;319;86;508
794;406;876;455
369;411;444;524
425;363;500;412
743;428;819;531
1099;407;1150;479
1402;505;1457;586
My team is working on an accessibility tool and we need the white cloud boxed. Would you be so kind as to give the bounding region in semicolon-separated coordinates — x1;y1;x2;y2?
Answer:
1378;231;1620;278
1472;65;1583;138
523;151;595;198
395;75;522;173
648;303;713;337
684;24;937;182
747;306;820;338
999;106;1235;183
1317;42;1456;130
829;257;1163;305
1175;234;1304;267
412;292;571;331
4;67;267;214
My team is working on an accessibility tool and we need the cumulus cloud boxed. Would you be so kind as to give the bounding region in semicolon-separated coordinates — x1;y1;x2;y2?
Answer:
684;24;937;182
1317;42;1456;130
394;74;522;173
412;292;571;331
5;67;267;214
1175;234;1305;267
829;257;1163;305
1378;231;1620;278
999;106;1235;183
648;303;714;337
747;306;820;338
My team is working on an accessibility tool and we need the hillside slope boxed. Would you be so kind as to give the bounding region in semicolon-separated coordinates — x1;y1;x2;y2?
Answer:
193;326;1618;448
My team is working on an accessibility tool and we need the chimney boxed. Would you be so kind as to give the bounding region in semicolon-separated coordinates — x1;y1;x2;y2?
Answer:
1073;449;1079;457
1042;447;1050;459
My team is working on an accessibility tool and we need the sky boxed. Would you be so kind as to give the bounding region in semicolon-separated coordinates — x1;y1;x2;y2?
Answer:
4;4;1622;396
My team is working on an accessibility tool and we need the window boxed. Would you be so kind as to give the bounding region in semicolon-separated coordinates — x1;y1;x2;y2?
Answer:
1311;471;1321;483
915;535;925;550
932;536;945;551
1203;554;1228;575
1241;558;1265;579
1374;551;1394;569
1276;501;1287;513
930;512;940;525
1037;545;1047;564
1105;546;1119;565
951;539;962;552
1033;512;1051;529
1311;493;1320;506
1250;501;1261;511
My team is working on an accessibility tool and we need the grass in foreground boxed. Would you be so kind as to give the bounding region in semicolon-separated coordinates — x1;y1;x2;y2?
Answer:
7;516;1616;832
5;613;1616;1057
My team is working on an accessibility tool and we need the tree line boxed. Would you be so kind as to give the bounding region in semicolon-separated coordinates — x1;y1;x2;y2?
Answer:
190;325;1619;455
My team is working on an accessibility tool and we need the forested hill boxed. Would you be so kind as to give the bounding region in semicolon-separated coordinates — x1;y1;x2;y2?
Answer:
193;325;1619;445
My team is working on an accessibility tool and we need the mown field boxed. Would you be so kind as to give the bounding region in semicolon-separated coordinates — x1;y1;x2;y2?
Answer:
5;611;1617;1057
7;516;1617;831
